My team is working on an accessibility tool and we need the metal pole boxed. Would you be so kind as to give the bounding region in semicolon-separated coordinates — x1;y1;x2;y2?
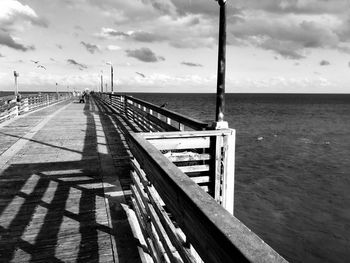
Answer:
111;65;114;93
215;0;227;128
101;73;103;92
56;82;58;99
14;71;19;97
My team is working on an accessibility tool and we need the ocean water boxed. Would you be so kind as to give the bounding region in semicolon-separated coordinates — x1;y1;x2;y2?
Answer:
131;93;350;263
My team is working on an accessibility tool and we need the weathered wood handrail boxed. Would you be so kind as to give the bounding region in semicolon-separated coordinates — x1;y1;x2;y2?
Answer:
95;92;209;131
127;131;287;263
0;93;71;123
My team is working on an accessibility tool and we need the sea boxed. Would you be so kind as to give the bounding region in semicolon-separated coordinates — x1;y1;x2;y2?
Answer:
131;93;350;263
1;91;350;262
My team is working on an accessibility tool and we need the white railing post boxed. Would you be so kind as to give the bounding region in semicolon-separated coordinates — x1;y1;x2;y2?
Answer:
221;129;235;215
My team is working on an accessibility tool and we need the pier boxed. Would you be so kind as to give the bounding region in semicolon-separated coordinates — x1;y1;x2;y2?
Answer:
0;94;287;262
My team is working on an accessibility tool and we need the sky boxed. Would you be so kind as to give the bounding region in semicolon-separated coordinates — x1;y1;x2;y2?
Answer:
1;0;350;93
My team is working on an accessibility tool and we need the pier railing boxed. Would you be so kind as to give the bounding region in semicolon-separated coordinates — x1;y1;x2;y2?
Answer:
0;93;71;123
96;93;208;131
94;92;287;262
128;131;286;263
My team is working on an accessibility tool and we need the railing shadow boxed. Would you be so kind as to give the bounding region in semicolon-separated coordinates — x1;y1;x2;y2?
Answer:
0;98;140;262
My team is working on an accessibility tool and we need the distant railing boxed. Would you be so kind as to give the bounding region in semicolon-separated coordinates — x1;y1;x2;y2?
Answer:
94;92;287;262
96;93;208;131
0;93;71;124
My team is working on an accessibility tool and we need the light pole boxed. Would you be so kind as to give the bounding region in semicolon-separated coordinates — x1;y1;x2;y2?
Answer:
100;71;103;92
56;82;58;99
13;71;19;97
106;62;114;93
214;0;228;129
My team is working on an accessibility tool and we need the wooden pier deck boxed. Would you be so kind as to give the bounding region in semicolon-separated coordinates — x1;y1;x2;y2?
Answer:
0;98;141;262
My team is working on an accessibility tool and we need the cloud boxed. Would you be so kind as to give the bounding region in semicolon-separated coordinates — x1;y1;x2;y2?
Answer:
0;53;4;57
0;0;48;31
234;0;349;15
80;41;100;54
96;27;129;39
67;59;88;69
320;60;330;66
96;14;216;49
0;29;34;51
181;62;203;67
129;30;167;42
231;12;344;58
56;44;63;49
125;47;165;62
106;45;121;51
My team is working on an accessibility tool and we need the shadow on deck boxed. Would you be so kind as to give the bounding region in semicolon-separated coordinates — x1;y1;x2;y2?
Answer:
0;98;142;262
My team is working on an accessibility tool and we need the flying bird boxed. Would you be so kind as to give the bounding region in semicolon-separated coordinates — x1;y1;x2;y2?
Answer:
31;60;39;64
37;65;46;70
135;72;146;78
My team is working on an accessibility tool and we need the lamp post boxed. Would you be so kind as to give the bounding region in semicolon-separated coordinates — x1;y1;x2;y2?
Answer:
214;0;228;129
100;71;103;92
56;82;58;99
106;62;114;93
13;71;19;97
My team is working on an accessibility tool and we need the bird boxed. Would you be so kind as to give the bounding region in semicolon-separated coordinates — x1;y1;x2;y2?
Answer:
31;60;39;64
160;102;168;108
37;65;46;70
135;72;146;78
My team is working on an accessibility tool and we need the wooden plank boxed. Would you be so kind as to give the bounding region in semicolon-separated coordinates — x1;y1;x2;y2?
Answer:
125;96;208;131
131;159;195;263
186;175;210;184
148;137;210;150
178;165;210;174
133;170;181;263
146;183;196;263
166;152;210;163
140;129;233;139
127;132;287;263
128;104;177;132
213;135;223;203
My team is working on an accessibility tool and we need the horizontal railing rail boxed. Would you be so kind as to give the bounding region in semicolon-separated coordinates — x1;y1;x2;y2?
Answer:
127;131;287;263
95;92;209;132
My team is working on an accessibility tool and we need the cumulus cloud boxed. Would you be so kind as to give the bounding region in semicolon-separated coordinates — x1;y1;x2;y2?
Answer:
181;61;203;67
96;27;129;39
97;13;216;49
67;59;88;69
80;41;100;54
320;60;330;66
56;44;63;49
125;47;165;62
234;0;349;15
0;0;48;31
0;29;34;51
0;53;4;57
106;45;121;51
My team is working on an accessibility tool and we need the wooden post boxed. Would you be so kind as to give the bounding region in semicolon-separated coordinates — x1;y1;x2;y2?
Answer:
214;0;228;129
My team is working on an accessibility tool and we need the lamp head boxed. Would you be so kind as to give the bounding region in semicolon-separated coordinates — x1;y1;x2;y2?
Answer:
216;0;226;5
